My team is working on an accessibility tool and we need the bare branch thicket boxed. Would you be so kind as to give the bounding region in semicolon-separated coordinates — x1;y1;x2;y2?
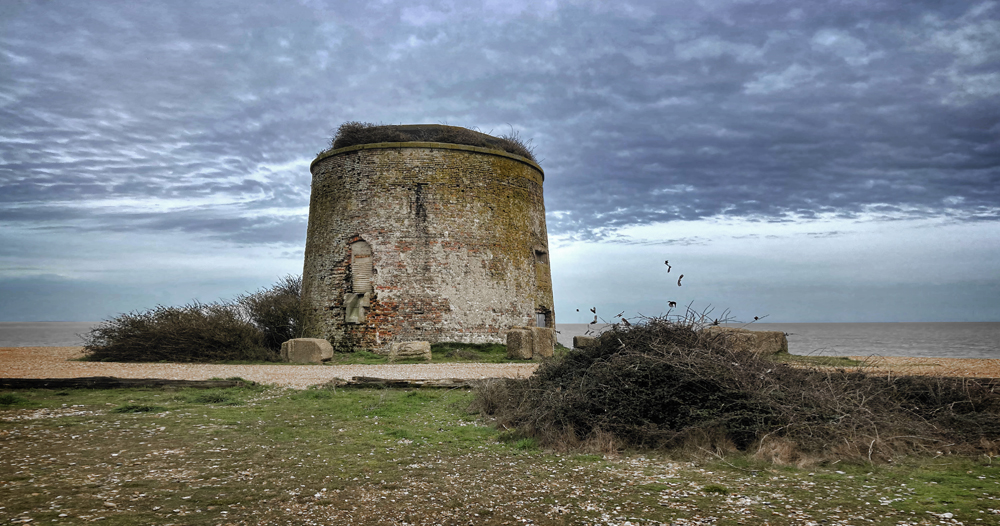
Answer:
472;314;1000;463
83;275;304;363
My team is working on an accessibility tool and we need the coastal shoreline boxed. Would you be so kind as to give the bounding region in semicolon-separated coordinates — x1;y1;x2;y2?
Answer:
2;346;1000;389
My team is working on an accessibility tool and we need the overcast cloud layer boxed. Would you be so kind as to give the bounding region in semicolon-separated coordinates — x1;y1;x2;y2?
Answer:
1;0;998;323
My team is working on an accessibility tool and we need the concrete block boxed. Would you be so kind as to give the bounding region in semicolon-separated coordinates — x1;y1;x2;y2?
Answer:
702;327;788;356
389;341;432;363
573;335;596;349
531;327;555;359
506;328;534;359
281;338;334;364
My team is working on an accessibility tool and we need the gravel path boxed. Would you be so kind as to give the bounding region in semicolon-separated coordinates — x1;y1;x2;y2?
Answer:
0;347;538;389
3;347;999;390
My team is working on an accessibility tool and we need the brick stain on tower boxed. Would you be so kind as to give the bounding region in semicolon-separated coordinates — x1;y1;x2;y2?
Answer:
301;124;554;351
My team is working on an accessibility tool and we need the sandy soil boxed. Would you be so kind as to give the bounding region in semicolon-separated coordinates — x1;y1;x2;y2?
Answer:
844;355;1000;379
2;347;999;389
0;347;538;389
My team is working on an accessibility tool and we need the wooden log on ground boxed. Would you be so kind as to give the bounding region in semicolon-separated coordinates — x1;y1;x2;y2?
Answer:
326;376;478;389
0;376;248;389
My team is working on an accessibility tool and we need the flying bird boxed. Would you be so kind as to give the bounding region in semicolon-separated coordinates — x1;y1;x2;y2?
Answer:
677;274;684;286
664;260;671;273
590;307;596;314
621;318;631;327
590;315;598;325
668;301;677;308
614;310;624;318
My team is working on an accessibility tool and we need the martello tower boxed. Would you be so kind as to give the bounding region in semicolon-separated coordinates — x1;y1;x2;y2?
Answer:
301;124;554;350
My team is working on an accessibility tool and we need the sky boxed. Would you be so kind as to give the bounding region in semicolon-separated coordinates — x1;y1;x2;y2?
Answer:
1;0;998;324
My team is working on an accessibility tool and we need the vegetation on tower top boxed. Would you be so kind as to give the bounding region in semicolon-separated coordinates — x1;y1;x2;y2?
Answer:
326;122;537;163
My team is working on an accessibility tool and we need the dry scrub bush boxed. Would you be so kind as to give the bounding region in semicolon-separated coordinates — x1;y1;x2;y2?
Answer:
329;122;537;163
236;275;305;352
472;315;1000;463
83;276;304;363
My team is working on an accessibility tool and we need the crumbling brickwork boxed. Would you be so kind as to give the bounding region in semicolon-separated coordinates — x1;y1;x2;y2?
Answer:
301;126;554;351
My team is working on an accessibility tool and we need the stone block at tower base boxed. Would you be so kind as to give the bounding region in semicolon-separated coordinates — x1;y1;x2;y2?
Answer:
506;329;534;359
281;338;334;363
388;341;432;362
506;327;555;359
531;327;555;359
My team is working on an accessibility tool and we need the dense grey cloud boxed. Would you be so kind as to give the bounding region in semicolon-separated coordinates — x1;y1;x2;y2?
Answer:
1;0;998;322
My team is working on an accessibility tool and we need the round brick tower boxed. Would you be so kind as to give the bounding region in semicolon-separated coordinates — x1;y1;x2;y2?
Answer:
301;125;554;350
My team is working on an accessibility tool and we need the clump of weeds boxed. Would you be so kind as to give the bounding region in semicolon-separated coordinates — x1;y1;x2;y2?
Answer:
0;393;30;406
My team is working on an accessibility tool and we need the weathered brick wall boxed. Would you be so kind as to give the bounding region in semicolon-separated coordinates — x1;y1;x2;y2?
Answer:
301;140;554;351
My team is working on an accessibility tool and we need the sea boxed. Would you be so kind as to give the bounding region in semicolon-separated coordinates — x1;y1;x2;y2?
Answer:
1;321;998;359
555;322;1000;359
0;322;99;348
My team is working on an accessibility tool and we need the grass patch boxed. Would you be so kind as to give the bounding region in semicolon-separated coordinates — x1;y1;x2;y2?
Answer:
701;484;729;495
387;428;415;440
189;392;236;405
296;388;334;400
770;352;867;367
184;386;264;406
513;437;539;451
433;342;509;362
2;386;1000;524
0;393;30;406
